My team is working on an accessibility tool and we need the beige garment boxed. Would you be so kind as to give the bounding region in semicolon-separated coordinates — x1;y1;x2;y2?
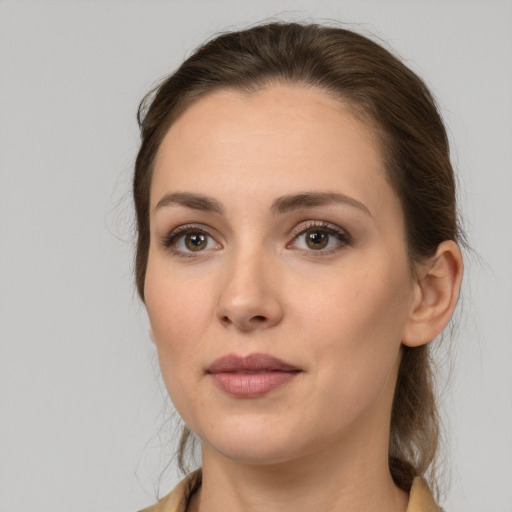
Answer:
140;469;441;512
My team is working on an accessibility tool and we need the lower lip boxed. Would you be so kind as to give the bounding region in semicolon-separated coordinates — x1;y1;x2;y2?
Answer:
210;371;299;398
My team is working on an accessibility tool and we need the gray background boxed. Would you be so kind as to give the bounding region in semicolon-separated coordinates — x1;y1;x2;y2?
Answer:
1;1;511;511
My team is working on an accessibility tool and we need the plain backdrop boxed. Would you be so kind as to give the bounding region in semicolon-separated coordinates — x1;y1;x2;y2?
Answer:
1;1;511;511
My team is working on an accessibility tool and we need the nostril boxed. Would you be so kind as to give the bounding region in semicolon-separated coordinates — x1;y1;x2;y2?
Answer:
251;315;267;323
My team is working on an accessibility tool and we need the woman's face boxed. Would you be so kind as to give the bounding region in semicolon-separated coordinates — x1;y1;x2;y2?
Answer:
144;85;417;465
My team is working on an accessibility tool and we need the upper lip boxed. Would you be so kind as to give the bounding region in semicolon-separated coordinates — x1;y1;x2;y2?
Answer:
207;353;300;373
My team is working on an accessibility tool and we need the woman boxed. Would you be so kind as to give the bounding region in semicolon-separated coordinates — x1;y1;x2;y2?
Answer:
134;22;464;512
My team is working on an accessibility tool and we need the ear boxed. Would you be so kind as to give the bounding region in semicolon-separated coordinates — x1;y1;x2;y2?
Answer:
402;240;464;347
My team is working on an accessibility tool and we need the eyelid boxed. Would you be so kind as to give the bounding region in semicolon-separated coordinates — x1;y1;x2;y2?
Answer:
287;220;352;253
289;220;351;239
159;220;351;257
159;223;222;256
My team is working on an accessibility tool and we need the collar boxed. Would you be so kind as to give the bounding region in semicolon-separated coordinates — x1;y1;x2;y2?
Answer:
140;469;441;512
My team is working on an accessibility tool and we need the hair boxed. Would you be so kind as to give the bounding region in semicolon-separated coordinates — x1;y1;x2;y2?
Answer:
133;22;465;495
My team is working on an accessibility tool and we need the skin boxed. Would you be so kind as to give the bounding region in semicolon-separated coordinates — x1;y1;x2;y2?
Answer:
144;84;462;512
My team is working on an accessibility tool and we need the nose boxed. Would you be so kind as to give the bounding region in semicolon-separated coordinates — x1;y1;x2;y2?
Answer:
215;250;284;332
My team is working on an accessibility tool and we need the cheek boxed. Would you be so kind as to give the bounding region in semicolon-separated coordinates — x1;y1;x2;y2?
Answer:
144;257;215;386
145;248;213;327
145;277;209;423
294;256;412;339
291;258;412;391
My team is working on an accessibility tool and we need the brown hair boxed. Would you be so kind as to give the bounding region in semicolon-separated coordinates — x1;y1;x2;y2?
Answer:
133;22;464;494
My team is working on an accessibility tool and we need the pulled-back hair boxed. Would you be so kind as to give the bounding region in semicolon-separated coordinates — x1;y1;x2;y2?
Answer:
134;22;464;494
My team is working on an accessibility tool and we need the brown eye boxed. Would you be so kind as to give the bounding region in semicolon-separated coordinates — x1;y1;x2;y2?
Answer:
162;225;222;256
305;229;329;250
288;222;352;254
185;232;208;251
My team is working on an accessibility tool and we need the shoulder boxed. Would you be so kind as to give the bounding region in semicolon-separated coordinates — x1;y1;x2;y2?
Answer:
139;469;202;512
406;477;442;512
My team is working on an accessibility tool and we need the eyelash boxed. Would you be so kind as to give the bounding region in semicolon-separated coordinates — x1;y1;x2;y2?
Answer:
160;221;352;258
160;223;220;258
287;221;352;256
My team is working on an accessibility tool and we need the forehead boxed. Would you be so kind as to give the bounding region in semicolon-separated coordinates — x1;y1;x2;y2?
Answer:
151;84;397;220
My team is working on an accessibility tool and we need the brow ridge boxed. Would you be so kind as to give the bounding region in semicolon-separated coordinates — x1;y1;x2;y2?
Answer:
153;191;371;217
154;192;224;214
271;192;372;217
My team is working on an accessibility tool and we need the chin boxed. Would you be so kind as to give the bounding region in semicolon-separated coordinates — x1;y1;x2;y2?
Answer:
199;416;317;466
213;441;300;466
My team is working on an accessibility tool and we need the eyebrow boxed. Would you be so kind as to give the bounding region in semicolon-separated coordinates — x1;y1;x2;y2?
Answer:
154;192;224;214
153;191;371;217
271;192;372;217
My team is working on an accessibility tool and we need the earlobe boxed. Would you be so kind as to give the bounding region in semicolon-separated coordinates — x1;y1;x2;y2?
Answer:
402;240;464;347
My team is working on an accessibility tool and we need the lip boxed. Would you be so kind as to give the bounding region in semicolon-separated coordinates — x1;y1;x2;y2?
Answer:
207;353;301;398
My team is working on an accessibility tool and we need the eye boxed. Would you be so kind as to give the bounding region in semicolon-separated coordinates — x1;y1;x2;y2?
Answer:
288;222;351;254
161;225;222;256
180;232;210;251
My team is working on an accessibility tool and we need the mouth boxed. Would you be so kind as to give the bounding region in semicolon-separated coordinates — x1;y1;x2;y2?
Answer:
207;353;302;398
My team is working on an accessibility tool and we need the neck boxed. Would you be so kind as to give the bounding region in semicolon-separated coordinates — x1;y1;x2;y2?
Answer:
190;434;408;512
